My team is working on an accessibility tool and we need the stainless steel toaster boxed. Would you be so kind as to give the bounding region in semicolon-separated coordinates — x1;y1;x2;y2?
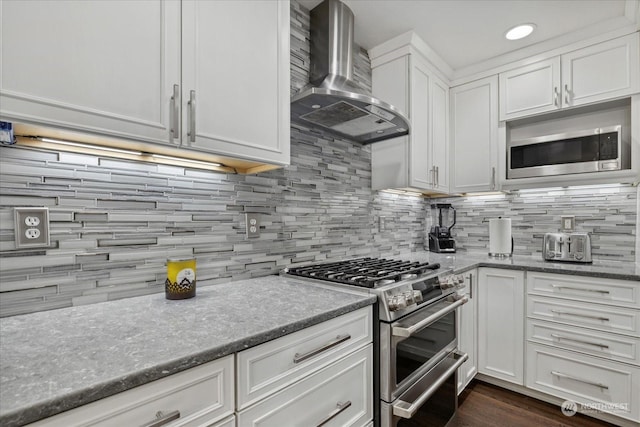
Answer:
543;232;592;263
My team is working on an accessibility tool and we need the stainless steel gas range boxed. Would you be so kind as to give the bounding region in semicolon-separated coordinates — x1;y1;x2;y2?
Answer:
284;257;469;427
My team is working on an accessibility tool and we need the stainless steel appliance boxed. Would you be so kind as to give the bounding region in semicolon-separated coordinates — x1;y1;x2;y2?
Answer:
543;232;593;263
284;258;468;427
507;125;623;179
428;204;456;253
290;0;410;144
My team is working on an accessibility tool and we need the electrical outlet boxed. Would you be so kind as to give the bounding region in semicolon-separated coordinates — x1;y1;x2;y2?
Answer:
379;216;387;232
246;213;260;238
14;207;50;248
561;215;575;231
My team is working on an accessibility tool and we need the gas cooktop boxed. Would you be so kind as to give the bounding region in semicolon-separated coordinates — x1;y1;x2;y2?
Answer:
283;257;441;288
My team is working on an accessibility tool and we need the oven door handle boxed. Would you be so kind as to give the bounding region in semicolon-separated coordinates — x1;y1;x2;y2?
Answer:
392;295;468;338
393;351;468;419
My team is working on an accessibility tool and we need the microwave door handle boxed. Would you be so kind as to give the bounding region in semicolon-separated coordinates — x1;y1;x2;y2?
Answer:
392;296;468;338
393;351;469;419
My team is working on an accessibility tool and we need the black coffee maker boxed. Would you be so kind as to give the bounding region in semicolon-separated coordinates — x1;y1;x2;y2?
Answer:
428;203;456;253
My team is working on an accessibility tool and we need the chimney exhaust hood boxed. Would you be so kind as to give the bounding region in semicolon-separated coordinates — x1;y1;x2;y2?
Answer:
291;0;410;144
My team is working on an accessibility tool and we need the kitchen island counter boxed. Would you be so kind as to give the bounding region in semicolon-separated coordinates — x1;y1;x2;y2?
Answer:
0;275;376;427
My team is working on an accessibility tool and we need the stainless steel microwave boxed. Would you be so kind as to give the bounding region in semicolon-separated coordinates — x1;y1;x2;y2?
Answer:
507;125;623;179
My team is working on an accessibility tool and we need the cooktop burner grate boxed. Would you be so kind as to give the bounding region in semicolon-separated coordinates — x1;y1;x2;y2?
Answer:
285;257;441;288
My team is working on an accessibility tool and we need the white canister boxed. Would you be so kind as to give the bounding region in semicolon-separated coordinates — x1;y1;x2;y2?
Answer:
489;217;512;257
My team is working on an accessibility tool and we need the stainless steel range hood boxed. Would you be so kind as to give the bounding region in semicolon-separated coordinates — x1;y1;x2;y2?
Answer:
291;0;410;144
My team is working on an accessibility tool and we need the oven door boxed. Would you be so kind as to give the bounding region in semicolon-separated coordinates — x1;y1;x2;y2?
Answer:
380;294;468;402
380;350;468;427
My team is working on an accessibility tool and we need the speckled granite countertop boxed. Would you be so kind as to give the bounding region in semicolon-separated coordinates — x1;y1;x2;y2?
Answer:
0;276;376;427
384;251;640;282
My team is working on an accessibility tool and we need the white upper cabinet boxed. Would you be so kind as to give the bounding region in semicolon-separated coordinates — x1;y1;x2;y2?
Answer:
0;0;290;167
499;57;561;120
450;76;499;193
180;0;290;165
0;0;181;145
499;33;640;121
371;54;449;193
562;34;640;108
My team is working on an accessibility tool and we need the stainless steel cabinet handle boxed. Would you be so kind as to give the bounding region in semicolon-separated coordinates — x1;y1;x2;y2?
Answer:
435;166;439;187
187;90;196;143
553;86;559;107
393;352;468;419
491;167;496;190
316;401;352;426
429;166;435;185
293;334;351;364
392;296;468;337
550;333;609;349
467;273;473;299
550;309;609;322
551;285;610;294
140;410;180;427
170;84;179;141
551;371;609;390
564;84;571;104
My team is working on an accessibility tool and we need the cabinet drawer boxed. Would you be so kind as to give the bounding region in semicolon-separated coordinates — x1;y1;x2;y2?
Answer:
527;319;640;365
527;272;639;308
526;342;639;422
237;344;373;427
528;295;640;337
237;306;372;409
28;356;234;427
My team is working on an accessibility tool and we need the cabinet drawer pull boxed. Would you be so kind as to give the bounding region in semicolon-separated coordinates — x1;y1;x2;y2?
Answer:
467;273;473;299
551;371;609;390
551;285;609;294
550;333;609;349
553;86;559;107
293;334;351;364
187;90;196;143
140;410;180;427
550;310;609;322
435;166;439;187
170;84;180;141
316;401;352;427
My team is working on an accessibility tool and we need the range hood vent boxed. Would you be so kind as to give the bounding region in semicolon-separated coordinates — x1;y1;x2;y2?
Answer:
291;0;410;144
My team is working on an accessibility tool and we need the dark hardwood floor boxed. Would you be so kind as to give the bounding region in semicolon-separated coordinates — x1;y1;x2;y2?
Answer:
442;380;617;427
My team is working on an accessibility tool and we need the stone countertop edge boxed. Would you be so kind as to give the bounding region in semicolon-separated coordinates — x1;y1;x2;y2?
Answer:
382;252;640;282
0;278;376;427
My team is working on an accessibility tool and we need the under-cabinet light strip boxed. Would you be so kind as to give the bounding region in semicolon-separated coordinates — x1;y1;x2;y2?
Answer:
40;138;143;155
36;137;224;169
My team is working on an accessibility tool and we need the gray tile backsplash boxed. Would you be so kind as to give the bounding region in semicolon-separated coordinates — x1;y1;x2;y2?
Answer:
0;1;636;317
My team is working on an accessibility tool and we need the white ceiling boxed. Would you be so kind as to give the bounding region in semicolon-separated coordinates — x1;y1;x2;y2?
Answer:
298;0;639;76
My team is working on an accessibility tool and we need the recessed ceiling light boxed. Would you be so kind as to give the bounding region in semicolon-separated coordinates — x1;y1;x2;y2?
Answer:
505;23;536;41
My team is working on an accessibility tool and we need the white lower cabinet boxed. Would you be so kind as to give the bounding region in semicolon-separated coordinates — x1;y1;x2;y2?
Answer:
477;268;525;385
236;306;373;427
457;268;478;394
27;356;234;427
237;344;373;427
526;271;640;423
236;307;372;409
526;342;640;422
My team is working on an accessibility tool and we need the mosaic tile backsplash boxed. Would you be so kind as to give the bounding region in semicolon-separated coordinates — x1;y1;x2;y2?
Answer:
0;1;637;317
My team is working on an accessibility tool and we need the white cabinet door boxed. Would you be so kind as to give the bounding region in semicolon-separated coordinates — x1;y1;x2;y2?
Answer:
478;268;525;385
450;76;499;193
457;269;478;394
371;54;449;193
499;57;561;120
431;75;449;193
408;58;433;189
0;0;181;145
562;33;640;108
181;0;290;165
